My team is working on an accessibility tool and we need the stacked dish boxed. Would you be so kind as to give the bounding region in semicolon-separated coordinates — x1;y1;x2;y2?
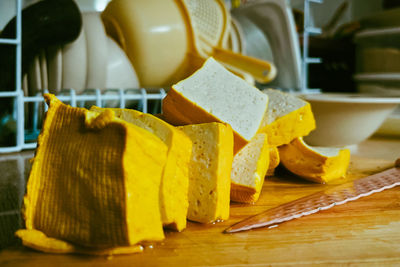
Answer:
231;0;302;90
354;22;400;136
25;12;140;106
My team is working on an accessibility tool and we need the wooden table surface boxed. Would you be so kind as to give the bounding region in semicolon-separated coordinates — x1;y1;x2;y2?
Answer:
0;136;400;266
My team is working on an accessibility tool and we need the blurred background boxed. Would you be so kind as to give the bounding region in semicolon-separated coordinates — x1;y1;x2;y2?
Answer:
0;0;399;150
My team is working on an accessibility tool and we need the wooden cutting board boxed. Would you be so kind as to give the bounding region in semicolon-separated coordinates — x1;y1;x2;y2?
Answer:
1;153;400;266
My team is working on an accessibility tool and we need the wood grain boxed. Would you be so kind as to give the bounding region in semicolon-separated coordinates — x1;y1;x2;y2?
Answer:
0;138;400;266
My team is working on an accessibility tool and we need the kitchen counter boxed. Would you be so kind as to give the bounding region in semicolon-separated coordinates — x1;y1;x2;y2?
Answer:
0;136;399;266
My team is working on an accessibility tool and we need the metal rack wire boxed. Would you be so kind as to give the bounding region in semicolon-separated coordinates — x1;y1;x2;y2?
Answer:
302;0;322;93
0;0;22;153
23;88;166;146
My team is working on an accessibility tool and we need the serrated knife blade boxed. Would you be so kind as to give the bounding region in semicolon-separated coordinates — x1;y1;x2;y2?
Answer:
224;160;400;233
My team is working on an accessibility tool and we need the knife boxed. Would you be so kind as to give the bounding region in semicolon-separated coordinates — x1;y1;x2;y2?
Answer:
224;158;400;233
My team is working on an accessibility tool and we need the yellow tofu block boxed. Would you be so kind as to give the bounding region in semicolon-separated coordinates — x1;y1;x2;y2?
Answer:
266;146;280;176
230;133;270;203
259;89;316;147
90;106;192;232
179;122;233;223
278;137;351;183
23;94;167;250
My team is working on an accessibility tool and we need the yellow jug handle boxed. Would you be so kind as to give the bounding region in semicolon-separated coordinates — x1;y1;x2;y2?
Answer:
212;47;277;84
221;64;255;85
187;52;255;85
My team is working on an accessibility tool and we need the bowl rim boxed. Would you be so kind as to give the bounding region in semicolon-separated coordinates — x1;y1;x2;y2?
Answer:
354;73;400;82
300;93;400;104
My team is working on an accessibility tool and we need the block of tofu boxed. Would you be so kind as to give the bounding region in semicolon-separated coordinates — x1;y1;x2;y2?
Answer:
163;57;268;154
266;146;280;176
279;137;351;183
260;89;316;146
90;106;192;232
22;94;167;251
179;122;233;223
230;133;270;203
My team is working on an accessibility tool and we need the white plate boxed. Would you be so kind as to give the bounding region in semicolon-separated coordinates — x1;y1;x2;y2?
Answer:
82;12;108;90
27;55;44;127
28;55;41;96
232;0;301;89
38;51;47;125
23;73;29;126
232;14;272;62
62;27;87;94
22;73;28;97
39;49;48;91
46;45;62;94
353;76;400;136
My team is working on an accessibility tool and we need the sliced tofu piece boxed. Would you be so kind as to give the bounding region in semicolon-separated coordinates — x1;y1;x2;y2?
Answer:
279;137;351;183
266;146;280;177
230;133;270;203
90;106;192;232
179;122;233;223
260;89;315;146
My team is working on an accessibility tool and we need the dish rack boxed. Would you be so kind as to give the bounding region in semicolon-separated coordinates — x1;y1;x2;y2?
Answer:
0;0;320;153
0;0;167;153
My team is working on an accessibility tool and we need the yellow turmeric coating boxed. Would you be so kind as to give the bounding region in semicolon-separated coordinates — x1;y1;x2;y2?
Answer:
163;87;248;154
15;229;143;255
259;89;316;147
179;123;233;223
259;103;315;147
230;134;270;203
90;106;192;231
266;146;280;176
279;137;351;183
22;94;167;251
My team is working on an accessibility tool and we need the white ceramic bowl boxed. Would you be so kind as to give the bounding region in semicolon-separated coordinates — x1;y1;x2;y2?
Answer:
101;0;190;87
104;36;140;107
354;73;400;136
105;36;139;89
302;93;400;147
